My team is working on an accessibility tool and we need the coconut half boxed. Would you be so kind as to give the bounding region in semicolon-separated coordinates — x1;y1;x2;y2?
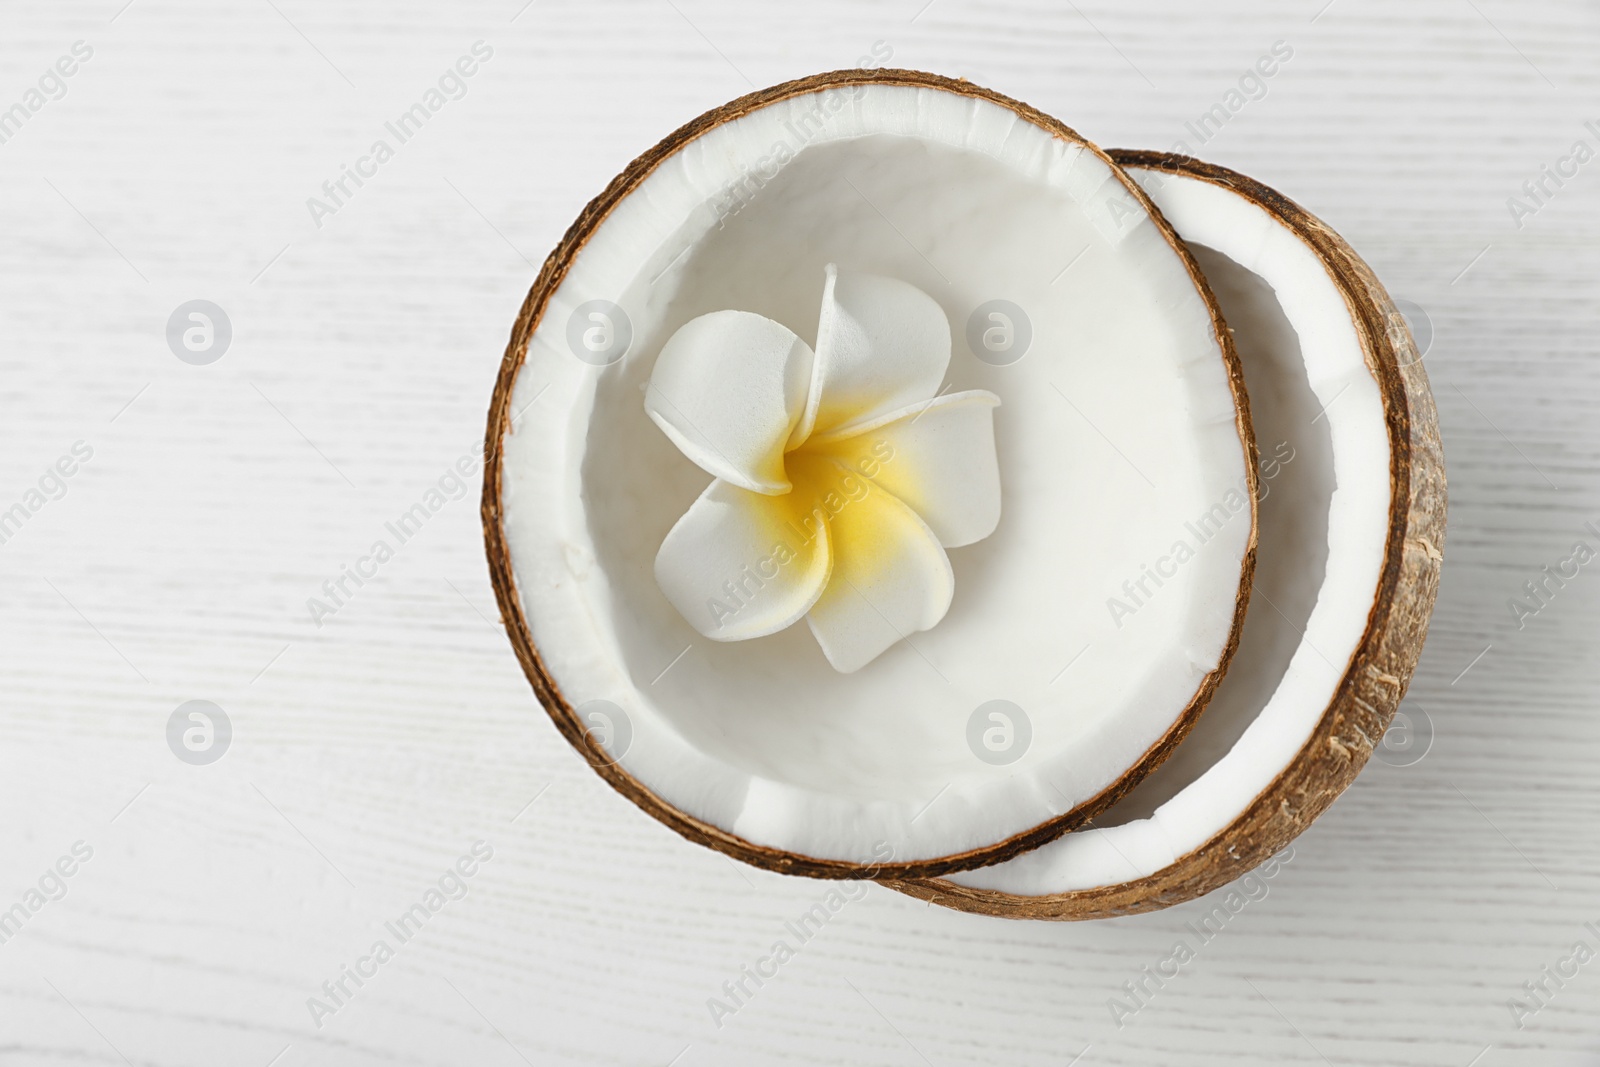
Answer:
889;152;1446;915
482;72;1258;879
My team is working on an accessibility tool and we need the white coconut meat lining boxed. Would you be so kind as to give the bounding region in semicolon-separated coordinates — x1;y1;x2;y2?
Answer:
490;74;1255;874
926;160;1396;899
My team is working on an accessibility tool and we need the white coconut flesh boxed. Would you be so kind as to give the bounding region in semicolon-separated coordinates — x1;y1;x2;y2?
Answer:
497;82;1253;868
940;162;1392;895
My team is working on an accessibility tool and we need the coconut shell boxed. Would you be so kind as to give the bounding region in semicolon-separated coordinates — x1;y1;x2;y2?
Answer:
480;73;1257;880
885;150;1446;916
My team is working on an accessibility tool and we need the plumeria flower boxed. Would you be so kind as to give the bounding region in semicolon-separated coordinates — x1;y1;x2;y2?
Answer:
645;265;1002;672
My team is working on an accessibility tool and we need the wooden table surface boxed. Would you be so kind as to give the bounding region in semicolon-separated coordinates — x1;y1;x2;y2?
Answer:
2;1;1597;1064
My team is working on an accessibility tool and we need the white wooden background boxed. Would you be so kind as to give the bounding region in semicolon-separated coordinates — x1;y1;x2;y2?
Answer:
1;1;1597;1064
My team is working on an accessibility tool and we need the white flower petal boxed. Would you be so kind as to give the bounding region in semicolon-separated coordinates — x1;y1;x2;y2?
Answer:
646;311;813;494
793;455;955;673
654;478;832;641
797;265;952;442
810;390;1002;548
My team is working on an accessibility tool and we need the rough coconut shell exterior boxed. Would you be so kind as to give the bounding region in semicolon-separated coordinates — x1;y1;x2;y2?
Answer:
481;72;1259;880
886;150;1447;917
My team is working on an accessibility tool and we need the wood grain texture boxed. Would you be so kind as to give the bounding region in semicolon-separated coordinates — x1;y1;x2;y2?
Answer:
1;0;1598;1064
